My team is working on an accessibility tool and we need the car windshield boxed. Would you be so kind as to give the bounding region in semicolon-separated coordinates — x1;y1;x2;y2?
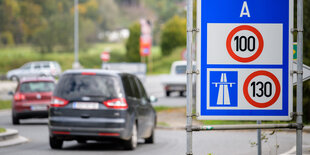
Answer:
175;65;196;74
175;65;187;74
20;82;55;93
54;74;122;101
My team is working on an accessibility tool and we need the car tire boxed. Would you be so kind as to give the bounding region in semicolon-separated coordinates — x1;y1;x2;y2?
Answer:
123;123;138;150
166;91;170;97
49;136;63;149
10;76;19;82
179;91;185;97
144;129;154;144
12;114;20;125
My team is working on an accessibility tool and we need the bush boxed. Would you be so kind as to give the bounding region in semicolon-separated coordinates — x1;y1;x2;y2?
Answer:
0;31;15;46
160;16;186;56
125;22;141;62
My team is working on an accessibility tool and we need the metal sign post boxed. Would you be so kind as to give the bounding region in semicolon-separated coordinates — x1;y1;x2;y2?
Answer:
296;0;304;154
72;0;81;69
186;0;194;154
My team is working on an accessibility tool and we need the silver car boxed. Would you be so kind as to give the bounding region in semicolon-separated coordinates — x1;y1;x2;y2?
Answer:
6;61;62;81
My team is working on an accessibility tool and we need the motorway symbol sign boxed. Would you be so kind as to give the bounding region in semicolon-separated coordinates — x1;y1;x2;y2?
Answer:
196;0;293;120
210;71;238;107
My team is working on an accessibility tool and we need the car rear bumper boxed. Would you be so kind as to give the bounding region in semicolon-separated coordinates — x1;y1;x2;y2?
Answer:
165;84;186;92
16;110;48;119
49;116;133;141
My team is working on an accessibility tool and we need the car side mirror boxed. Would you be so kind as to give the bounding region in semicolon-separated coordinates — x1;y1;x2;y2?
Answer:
8;91;14;96
149;96;158;103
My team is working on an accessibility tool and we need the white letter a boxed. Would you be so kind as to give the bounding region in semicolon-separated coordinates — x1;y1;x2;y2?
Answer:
240;1;250;17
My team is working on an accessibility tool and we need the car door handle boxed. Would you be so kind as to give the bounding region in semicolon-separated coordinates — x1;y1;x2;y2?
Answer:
80;114;90;119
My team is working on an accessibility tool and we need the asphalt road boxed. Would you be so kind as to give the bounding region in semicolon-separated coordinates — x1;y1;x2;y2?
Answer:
0;110;310;155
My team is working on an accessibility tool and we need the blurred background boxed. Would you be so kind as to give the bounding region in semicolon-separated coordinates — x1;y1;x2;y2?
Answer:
0;0;190;75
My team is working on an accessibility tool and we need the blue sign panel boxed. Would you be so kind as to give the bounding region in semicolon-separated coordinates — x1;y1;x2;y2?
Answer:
197;0;293;120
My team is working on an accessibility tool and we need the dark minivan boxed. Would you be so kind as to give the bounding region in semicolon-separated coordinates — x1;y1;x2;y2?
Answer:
49;69;157;150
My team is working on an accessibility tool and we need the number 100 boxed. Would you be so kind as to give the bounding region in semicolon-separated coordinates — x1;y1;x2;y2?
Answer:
234;36;256;52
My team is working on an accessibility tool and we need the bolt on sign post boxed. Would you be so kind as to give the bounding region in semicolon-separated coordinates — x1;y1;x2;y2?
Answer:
196;0;293;120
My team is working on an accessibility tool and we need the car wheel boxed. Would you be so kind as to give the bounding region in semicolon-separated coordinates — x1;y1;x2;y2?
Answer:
12;114;20;125
144;129;154;144
49;136;63;149
166;91;170;97
123;123;138;150
179;91;185;97
10;76;19;82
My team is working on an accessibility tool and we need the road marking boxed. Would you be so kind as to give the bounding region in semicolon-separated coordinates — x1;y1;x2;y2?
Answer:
280;145;310;155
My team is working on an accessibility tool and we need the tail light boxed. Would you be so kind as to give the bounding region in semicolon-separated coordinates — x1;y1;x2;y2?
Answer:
103;98;128;109
14;93;25;101
81;72;96;75
51;96;69;107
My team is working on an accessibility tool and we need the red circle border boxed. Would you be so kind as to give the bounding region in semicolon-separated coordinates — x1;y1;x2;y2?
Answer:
226;25;264;63
243;70;281;108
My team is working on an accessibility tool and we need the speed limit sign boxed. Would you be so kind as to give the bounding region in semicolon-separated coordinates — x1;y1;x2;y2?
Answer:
196;0;293;120
226;25;264;63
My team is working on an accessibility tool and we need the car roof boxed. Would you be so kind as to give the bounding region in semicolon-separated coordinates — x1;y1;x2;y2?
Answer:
26;61;58;64
172;61;187;66
62;69;125;77
19;77;55;83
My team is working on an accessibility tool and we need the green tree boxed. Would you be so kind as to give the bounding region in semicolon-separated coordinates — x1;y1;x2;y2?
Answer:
126;22;141;62
160;16;186;56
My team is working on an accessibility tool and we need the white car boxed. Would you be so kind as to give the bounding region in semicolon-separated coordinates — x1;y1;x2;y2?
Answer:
162;61;196;97
6;61;62;81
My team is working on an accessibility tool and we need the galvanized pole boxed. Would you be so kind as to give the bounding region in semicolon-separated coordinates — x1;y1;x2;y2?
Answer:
73;0;80;69
296;0;303;154
186;0;193;154
257;120;262;155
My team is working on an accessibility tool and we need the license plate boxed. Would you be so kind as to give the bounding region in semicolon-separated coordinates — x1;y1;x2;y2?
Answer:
31;105;48;111
171;86;186;91
73;102;99;110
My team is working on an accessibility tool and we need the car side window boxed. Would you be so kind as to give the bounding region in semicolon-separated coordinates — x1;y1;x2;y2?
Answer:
135;77;148;100
43;63;50;69
34;64;41;70
21;63;31;70
128;75;141;99
121;75;134;98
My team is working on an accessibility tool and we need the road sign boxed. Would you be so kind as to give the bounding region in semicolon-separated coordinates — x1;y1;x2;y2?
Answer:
293;42;297;60
140;36;151;56
101;51;110;62
196;0;293;120
292;61;310;85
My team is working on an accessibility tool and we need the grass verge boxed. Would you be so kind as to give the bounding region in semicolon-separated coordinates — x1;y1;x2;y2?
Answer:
0;128;6;133
0;100;11;110
154;106;175;112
